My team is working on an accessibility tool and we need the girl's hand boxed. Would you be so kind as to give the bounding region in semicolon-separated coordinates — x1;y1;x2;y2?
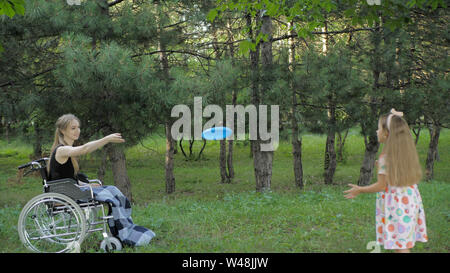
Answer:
106;133;125;144
344;184;362;199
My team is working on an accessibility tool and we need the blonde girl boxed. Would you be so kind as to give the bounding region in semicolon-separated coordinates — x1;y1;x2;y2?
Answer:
47;114;155;247
47;114;124;181
344;109;428;253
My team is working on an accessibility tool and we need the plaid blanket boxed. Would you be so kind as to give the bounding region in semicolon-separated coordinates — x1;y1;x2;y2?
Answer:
89;185;156;247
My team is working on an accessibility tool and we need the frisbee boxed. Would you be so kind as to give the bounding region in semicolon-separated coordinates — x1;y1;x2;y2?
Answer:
202;127;232;140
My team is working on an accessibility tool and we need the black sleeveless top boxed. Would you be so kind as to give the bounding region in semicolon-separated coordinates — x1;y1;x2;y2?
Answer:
48;144;76;181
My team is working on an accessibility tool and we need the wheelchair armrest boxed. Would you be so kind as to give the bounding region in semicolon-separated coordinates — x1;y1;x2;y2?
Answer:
88;179;103;186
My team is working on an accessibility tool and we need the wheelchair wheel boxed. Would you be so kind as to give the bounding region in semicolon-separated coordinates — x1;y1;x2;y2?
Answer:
18;193;87;253
100;237;122;252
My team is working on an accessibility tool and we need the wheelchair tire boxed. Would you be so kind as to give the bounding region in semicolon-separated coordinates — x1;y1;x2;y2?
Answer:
18;192;87;253
100;237;122;252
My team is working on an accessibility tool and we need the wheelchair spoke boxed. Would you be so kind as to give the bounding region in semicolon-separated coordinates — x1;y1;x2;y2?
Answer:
18;193;87;253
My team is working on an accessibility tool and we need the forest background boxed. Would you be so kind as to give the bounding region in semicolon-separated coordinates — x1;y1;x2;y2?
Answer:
0;0;448;253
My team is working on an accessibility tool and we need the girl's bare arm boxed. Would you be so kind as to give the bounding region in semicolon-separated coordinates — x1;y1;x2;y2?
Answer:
55;133;124;163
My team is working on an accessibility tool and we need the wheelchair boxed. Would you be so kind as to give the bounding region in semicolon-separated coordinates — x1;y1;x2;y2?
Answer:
17;158;123;253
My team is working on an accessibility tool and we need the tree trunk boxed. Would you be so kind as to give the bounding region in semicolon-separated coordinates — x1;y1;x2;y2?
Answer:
189;139;194;157
358;20;382;186
97;148;108;182
219;139;229;183
107;145;132;201
425;124;440;181
252;13;274;192
321;18;337;185
157;0;176;193
358;134;380;186
226;18;236;181
196;139;207;161
165;122;176;194
227;139;235;179
247;12;259;161
292;134;303;189
336;129;349;162
33;121;43;159
289;21;303;189
412;127;421;145
215;20;230;184
253;142;273;192
324;103;337;185
322;19;329;54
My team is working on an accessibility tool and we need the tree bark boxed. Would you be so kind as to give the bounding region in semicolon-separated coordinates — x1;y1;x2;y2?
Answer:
412;127;421;145
337;129;349;162
33;121;43;159
216;19;229;183
324;103;337;185
165;122;176;194
292;134;303;189
358;134;380;186
226;25;237;180
227;138;235;179
219;139;229;183
252;13;274;192
247;12;259;160
425;124;440;181
321;18;337;185
107;145;132;201
253;143;273;192
97;148;108;182
289;21;303;189
157;0;176;193
358;20;382;186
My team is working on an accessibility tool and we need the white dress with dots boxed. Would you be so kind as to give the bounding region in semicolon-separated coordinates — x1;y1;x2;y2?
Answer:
375;154;428;249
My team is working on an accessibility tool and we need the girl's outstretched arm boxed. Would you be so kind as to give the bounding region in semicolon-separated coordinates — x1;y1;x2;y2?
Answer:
344;174;387;199
56;133;125;163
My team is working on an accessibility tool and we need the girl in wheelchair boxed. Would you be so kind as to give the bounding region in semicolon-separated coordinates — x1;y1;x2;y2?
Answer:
47;114;155;247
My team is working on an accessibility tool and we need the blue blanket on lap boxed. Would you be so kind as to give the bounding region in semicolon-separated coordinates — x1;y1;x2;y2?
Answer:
90;185;156;247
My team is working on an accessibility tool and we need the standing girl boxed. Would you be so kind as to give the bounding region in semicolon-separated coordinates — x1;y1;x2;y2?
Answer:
344;109;428;253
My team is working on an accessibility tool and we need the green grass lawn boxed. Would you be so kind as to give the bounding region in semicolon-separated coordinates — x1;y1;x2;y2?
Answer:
0;128;449;253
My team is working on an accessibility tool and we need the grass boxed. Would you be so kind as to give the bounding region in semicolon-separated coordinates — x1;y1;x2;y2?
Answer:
0;128;449;253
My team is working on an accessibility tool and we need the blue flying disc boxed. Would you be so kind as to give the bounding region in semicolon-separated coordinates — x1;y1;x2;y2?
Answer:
202;127;232;140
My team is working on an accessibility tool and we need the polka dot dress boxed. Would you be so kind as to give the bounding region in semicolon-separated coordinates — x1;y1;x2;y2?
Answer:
375;154;428;249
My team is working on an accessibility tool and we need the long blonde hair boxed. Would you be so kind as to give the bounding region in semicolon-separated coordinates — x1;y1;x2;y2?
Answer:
47;114;80;175
380;114;422;187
